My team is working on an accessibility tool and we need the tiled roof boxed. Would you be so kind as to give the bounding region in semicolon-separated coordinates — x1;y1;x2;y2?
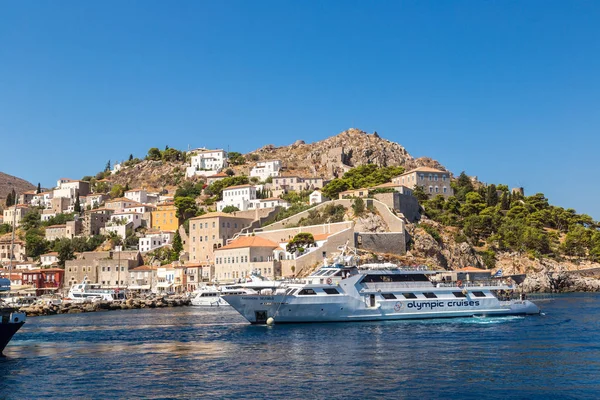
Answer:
189;212;249;220
217;236;280;250
401;167;448;175
223;184;253;190
456;266;490;272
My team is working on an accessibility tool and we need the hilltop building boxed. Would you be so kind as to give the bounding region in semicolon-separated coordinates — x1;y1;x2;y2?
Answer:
392;167;453;198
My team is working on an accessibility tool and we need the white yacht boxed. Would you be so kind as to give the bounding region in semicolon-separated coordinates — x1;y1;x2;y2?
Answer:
223;262;540;325
66;278;126;303
192;273;280;307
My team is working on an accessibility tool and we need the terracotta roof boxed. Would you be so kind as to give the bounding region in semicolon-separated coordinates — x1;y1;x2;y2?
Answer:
41;252;59;257
107;197;139;203
260;197;287;202
456;266;490;273
208;172;228;178
372;182;412;190
217;236;280;250
313;233;331;241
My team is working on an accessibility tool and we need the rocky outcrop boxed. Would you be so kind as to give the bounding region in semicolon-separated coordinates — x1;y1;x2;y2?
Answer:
245;128;447;179
109;160;188;190
355;212;388;232
0;172;36;208
521;268;600;293
19;295;191;317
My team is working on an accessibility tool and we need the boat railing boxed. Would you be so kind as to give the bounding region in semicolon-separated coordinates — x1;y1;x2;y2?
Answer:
434;280;514;289
357;264;434;271
361;282;435;290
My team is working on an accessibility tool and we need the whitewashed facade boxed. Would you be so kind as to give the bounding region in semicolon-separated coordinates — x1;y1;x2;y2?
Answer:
186;149;227;178
250;160;282;181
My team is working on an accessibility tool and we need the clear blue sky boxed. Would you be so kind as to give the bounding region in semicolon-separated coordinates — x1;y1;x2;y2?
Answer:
1;1;599;219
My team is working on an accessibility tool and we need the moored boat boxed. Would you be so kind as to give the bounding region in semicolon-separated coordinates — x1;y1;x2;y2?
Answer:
0;278;26;356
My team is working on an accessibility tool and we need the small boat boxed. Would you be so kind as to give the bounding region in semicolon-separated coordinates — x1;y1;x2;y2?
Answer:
66;277;126;303
223;259;541;325
0;278;26;356
191;285;228;307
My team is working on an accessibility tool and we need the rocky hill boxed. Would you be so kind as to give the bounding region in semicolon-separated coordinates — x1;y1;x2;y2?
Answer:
243;128;446;178
0;172;35;209
109;160;188;191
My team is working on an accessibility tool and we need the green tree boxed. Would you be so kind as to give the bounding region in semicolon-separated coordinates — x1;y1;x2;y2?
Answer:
222;205;240;213
74;193;82;213
174;196;197;221
5;191;13;207
322;179;349;199
147;147;162;161
225;168;235;176
21;210;41;231
287;232;316;253
172;230;183;255
205;176;249;199
129;154;134;161
36;182;42;194
54;238;75;266
460;192;486;217
228;152;245;165
352;197;365;216
562;225;591;256
25;228;47;259
105;160;111;172
412;185;429;202
500;191;511;210
486;184;498;207
162;147;183;162
110;184;125;199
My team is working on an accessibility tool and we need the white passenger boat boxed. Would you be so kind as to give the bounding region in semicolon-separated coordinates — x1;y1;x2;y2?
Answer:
66;278;126;303
223;262;540;325
191;286;229;307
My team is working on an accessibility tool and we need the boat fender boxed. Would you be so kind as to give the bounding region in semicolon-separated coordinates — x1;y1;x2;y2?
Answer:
326;278;333;285
462;289;468;295
457;280;463;287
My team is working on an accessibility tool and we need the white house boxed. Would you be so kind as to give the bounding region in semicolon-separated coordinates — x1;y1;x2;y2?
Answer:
309;190;329;205
217;185;258;212
258;198;290;209
138;231;175;253
40;252;59;266
156;266;176;293
186;149;227;178
110;212;143;230
32;192;53;208
124;188;148;204
250;160;282;181
111;162;122;175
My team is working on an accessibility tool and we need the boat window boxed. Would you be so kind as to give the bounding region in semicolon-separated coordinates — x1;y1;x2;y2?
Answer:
298;289;317;295
285;288;295;295
472;291;486;297
326;270;338;276
314;270;328;277
334;270;345;276
361;274;430;283
452;291;467;298
323;288;339;295
423;292;437;299
381;293;397;299
402;293;417;299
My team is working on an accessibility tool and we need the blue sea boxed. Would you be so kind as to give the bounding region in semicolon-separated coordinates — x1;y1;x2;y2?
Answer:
1;294;600;399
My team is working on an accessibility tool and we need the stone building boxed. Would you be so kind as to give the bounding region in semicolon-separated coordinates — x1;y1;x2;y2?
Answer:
392;167;453;198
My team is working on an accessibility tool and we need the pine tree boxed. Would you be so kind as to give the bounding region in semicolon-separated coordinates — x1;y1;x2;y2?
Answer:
74;193;82;213
105;160;111;172
129;154;133;161
36;182;41;194
486;184;498;207
500;192;510;210
172;230;183;255
5;192;13;207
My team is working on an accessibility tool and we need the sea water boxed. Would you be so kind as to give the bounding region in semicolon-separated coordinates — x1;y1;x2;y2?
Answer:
1;294;600;399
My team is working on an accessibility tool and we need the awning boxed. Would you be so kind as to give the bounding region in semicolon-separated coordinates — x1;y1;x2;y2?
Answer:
128;285;151;290
156;282;173;288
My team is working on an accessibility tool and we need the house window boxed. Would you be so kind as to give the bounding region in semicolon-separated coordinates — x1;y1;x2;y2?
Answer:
443;187;447;193
435;186;439;193
429;186;433;193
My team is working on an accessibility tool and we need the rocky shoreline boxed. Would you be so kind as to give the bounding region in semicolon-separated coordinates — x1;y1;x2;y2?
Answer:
520;268;600;293
19;295;191;317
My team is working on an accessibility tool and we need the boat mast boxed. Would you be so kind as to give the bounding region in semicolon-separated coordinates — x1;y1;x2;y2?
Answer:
8;192;18;285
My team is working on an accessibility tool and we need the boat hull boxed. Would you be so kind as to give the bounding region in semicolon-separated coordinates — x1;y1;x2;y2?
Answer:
222;294;540;324
0;321;25;355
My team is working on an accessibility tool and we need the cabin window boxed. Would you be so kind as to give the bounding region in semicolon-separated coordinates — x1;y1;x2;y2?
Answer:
323;288;340;295
402;293;417;299
453;291;467;298
361;274;429;283
381;293;397;299
472;291;486;297
423;292;437;299
298;289;317;295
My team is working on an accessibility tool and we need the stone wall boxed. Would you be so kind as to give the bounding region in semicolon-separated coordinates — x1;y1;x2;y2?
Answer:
373;192;421;223
355;232;407;255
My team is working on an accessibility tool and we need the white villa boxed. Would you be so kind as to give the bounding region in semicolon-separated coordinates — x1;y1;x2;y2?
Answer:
250;160;282;181
139;231;175;253
309;190;329;205
125;188;148;204
186;149;227;178
216;185;290;212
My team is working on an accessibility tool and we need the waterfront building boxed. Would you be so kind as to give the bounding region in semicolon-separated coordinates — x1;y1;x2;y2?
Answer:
128;265;158;292
0;236;26;263
213;236;282;282
21;268;65;296
40;252;59;266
